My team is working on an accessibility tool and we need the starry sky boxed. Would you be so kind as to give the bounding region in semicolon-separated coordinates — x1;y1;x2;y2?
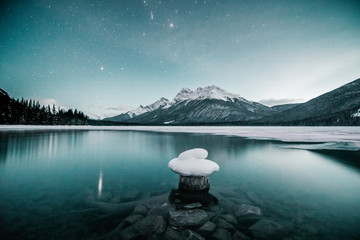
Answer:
1;0;360;119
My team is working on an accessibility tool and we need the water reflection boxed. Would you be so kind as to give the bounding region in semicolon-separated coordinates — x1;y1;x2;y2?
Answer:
0;130;360;240
0;131;89;166
98;169;103;197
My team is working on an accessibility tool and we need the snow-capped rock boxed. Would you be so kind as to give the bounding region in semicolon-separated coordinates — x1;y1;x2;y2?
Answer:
168;148;219;191
168;148;219;176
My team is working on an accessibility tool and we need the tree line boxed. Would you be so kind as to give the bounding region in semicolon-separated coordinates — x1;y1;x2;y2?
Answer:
0;88;89;125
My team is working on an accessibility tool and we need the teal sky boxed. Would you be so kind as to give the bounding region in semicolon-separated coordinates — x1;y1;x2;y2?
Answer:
1;0;359;119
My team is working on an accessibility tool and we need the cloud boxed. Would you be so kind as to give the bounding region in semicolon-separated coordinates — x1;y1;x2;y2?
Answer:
84;104;132;120
38;98;57;107
259;98;305;107
38;98;68;111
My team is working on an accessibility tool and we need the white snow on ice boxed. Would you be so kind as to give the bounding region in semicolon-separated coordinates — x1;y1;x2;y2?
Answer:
168;148;220;176
1;125;360;150
352;109;360;117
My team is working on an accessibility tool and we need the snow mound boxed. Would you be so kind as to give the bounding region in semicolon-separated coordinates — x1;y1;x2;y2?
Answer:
168;148;219;176
178;148;208;160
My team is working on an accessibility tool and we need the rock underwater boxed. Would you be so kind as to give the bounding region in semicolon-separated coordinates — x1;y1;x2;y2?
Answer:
86;148;290;240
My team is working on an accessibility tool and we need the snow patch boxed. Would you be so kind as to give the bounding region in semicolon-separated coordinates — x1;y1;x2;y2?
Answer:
352;109;360;117
178;148;208;160
173;85;247;103
124;97;170;119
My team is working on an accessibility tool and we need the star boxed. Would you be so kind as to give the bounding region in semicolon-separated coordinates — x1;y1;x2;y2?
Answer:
169;23;174;28
100;67;104;71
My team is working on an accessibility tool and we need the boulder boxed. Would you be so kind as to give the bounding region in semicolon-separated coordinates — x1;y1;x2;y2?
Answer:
216;218;236;233
123;214;143;227
119;215;166;240
133;204;148;216
198;221;216;236
249;218;289;240
221;214;237;225
210;228;232;240
232;231;251;240
164;227;183;240
236;204;262;217
183;202;203;209
183;230;206;240
170;209;209;227
148;203;170;220
122;189;141;202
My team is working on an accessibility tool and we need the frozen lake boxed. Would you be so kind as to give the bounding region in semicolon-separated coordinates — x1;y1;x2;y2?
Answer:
0;126;360;239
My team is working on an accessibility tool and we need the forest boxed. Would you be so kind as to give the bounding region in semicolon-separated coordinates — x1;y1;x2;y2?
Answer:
0;88;89;125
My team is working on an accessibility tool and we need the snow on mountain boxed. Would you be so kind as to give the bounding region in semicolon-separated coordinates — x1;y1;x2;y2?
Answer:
258;78;360;125
105;85;275;123
352;109;360;117
104;97;170;122
129;97;170;117
173;85;248;103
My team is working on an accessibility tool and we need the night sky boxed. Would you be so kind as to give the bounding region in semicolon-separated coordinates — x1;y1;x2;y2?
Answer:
1;0;359;119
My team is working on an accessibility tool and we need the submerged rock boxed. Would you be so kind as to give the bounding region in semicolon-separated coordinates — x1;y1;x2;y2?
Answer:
122;189;141;202
249;218;289;240
184;229;206;240
169;209;209;227
221;214;238;225
148;203;170;220
236;204;262;217
183;202;203;209
198;221;216;236
164;227;183;240
123;214;143;227
133;204;148;216
232;231;251;240
119;215;166;240
216;218;236;233
168;148;219;191
210;228;232;240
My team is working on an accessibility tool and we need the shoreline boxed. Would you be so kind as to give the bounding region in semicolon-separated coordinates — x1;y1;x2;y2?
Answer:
1;125;360;151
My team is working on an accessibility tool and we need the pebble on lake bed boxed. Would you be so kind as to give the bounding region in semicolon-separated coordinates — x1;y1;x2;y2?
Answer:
168;148;219;191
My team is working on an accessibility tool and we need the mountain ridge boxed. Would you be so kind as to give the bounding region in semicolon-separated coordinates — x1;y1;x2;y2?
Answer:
255;78;360;125
104;85;276;124
105;78;360;126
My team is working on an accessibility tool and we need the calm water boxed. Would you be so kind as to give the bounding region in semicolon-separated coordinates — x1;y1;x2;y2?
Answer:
0;129;360;239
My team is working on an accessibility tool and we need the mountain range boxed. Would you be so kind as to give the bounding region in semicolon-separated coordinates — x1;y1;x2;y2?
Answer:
104;78;360;126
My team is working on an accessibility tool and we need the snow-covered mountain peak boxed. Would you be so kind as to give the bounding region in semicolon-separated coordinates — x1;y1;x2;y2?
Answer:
104;84;275;123
127;97;170;117
174;85;244;102
174;87;194;102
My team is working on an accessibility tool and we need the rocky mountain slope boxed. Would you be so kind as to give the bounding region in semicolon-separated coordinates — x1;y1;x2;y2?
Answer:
105;78;360;125
106;86;275;124
257;78;360;125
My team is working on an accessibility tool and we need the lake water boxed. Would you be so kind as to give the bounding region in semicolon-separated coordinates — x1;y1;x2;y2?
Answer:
0;127;360;240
